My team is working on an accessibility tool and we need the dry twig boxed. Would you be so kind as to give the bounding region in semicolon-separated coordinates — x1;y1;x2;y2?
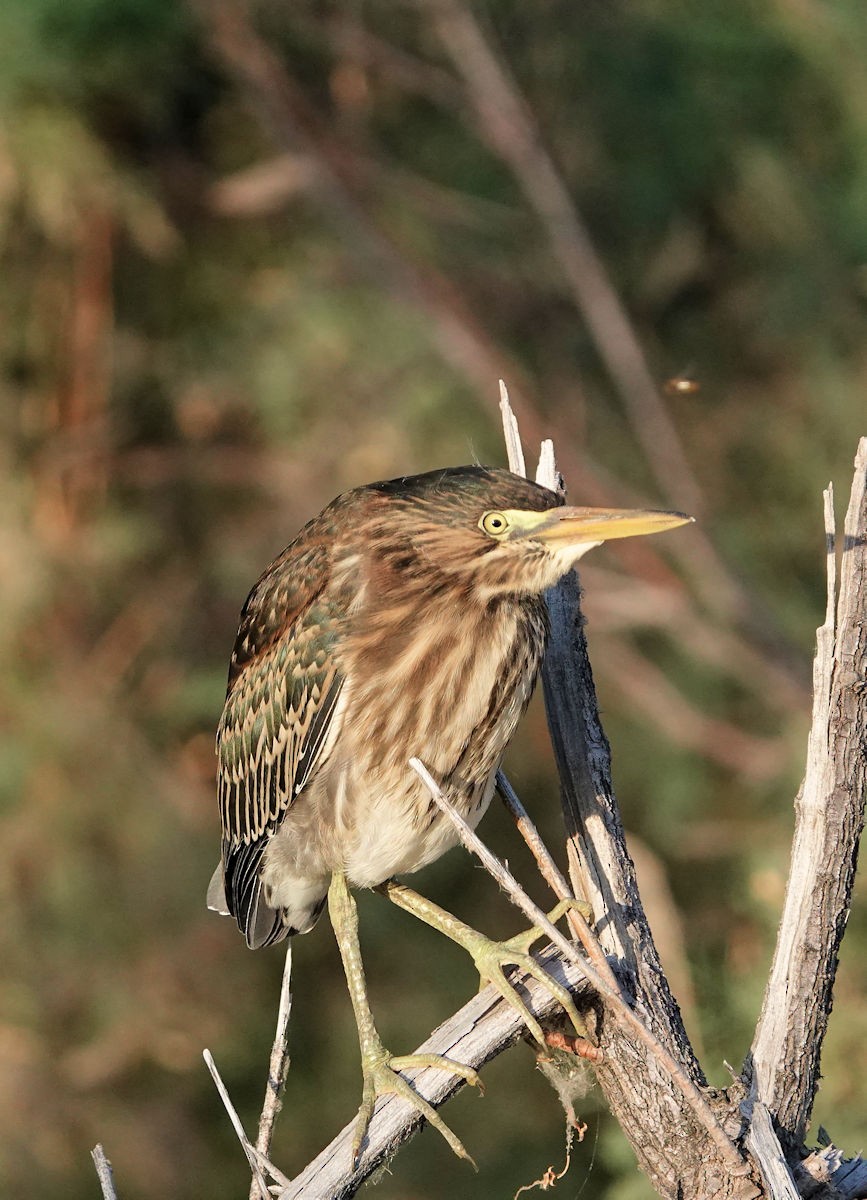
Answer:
203;1048;273;1200
90;1144;119;1200
249;944;295;1199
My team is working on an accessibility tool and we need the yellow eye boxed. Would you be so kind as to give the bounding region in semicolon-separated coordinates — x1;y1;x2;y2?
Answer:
480;510;510;537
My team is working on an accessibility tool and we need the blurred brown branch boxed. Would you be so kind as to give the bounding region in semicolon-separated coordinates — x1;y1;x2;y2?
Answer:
195;0;537;408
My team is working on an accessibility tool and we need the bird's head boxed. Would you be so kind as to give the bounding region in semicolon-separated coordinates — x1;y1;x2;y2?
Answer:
352;466;692;599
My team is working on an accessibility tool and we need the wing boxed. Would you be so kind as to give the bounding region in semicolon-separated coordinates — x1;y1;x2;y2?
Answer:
214;540;344;948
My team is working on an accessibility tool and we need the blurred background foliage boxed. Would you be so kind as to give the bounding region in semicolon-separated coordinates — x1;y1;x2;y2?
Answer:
0;0;864;1196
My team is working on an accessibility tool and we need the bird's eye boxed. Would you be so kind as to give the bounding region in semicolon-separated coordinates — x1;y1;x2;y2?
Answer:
479;511;510;537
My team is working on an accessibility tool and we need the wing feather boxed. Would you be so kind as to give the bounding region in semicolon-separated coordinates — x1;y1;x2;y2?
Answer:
213;539;344;947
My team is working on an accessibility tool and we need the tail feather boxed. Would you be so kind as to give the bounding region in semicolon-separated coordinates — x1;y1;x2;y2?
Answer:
206;863;229;914
207;848;328;948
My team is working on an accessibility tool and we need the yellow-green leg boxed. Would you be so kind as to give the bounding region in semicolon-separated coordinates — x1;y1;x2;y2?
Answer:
327;871;482;1167
380;881;591;1046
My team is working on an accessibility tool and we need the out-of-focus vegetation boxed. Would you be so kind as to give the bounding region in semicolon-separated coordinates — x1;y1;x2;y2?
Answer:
0;1;864;1196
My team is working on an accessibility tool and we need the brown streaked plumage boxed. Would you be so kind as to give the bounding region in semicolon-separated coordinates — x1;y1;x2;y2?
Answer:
208;464;692;1164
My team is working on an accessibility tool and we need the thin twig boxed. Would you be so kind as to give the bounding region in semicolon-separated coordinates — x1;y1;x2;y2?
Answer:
494;771;621;998
251;1145;292;1190
203;1048;271;1200
408;757;752;1181
249;943;294;1199
91;1144;119;1200
496;770;573;901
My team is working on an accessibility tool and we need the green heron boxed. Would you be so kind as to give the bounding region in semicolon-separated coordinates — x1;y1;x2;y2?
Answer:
208;465;690;1163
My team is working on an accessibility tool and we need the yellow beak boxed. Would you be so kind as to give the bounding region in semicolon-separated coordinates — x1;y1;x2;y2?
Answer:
531;506;693;545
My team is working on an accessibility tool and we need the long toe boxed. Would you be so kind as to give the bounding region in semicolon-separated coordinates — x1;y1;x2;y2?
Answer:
351;1049;480;1168
471;933;589;1046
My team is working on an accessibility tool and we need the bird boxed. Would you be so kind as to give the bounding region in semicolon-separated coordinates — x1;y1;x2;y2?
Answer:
208;464;691;1164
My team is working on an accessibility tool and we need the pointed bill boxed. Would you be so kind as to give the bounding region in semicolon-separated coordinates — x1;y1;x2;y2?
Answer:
533;506;693;545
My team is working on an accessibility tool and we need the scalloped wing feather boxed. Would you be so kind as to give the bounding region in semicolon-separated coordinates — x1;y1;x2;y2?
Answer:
214;540;344;947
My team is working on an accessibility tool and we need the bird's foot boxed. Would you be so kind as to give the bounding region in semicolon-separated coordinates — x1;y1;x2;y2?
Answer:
382;883;592;1050
352;1036;482;1168
468;898;592;1046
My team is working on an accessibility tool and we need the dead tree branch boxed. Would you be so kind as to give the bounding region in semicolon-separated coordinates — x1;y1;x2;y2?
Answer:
535;433;867;1197
747;441;867;1145
409;757;751;1181
249;944;294;1199
514;400;759;1200
90;1144;120;1200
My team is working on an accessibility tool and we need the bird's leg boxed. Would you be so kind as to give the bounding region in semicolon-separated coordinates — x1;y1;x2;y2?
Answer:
380;881;590;1047
327;871;482;1168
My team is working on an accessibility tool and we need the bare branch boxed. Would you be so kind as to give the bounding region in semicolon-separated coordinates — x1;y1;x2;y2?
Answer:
743;1103;800;1200
209;153;318;216
496;770;573;903
748;438;867;1143
499;379;526;476
249;944;294;1199
91;1144;120;1200
203;1049;271;1200
535;440;559;493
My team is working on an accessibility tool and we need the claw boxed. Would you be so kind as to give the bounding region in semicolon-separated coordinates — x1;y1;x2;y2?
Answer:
473;936;588;1046
352;1044;481;1168
475;898;593;1045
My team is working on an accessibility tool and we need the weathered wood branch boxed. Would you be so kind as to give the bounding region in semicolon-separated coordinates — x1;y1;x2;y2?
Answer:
747;440;867;1146
513;408;757;1199
91;1144;120;1200
250;944;294;1200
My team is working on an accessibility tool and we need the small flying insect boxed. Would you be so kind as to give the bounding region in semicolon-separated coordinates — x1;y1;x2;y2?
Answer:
664;373;701;397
